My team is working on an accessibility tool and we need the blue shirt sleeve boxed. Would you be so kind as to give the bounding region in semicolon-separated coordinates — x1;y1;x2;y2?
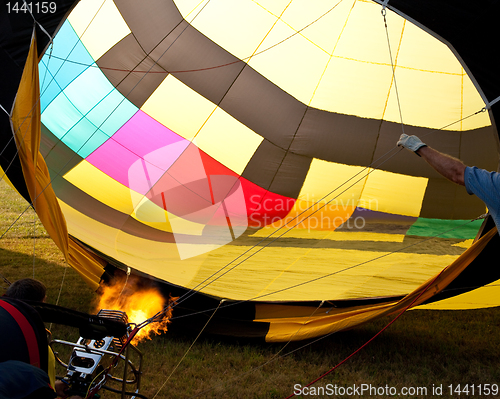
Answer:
464;166;500;231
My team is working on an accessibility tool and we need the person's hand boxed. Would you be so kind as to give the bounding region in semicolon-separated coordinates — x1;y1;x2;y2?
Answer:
54;380;69;398
54;380;83;398
397;134;427;153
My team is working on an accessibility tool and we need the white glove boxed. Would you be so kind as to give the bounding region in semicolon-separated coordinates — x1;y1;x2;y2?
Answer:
397;134;427;154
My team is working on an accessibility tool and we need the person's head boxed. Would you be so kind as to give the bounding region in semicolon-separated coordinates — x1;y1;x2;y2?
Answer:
5;278;47;302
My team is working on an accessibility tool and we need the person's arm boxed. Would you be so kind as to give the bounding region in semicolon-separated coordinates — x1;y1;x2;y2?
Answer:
416;146;466;186
397;134;466;186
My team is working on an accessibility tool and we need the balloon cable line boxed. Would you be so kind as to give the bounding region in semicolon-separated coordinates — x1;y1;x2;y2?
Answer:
0;6;493;395
0;0;492;341
42;0;344;76
180;217;485;399
0;0;209;234
162;215;483;323
150;299;225;399
114;105;489;325
142;147;402;325
191;268;444;399
382;7;405;134
283;265;447;399
186;300;328;399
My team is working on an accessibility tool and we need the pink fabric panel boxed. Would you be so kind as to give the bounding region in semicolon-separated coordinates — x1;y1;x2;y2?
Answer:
87;111;189;192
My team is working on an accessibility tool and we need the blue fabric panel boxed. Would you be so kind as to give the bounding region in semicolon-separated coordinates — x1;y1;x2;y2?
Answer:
39;21;94;113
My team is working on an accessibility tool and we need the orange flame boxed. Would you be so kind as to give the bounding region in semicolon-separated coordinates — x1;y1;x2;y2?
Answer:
96;275;175;344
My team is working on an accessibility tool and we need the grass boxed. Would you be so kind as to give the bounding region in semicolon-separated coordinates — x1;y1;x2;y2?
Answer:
2;178;500;398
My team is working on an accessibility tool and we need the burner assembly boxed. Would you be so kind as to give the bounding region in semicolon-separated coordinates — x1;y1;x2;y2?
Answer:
49;310;145;399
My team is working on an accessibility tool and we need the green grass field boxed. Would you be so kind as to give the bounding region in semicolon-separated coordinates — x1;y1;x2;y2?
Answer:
2;178;500;398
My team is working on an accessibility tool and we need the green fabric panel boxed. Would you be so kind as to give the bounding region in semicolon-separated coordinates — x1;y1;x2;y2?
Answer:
407;218;483;239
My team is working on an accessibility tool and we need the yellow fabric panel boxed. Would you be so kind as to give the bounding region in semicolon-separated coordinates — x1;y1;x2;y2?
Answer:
311;54;393;118
254;0;296;17
298;159;367;207
361;169;428;216
277;0;356;56
247;17;331;106
59;200;206;287
265;199;355;231
384;68;461;131
11;32;105;291
59;199;121;264
68;237;106;290
0;165;17;191
260;301;396;342
394;22;489;130
262;227;496;341
332;1;405;65
63;160;177;232
251;227;405;243
396;19;459;74
189;244;458;301
452;239;474;249
299;158;427;217
141;75;217;142
11;31;69;259
185;0;489;131
68;0;130;60
63;160;136;215
194;107;263;175
415;284;500;310
185;0;279;60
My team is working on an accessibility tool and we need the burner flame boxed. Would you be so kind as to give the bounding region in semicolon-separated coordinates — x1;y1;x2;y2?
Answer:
96;275;175;344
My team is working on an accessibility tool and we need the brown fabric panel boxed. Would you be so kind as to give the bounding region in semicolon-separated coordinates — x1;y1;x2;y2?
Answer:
460;126;499;172
104;0;499;187
370;121;435;177
97;34;167;108
242;140;312;198
114;0;184;54
51;176;176;243
116;0;245;106
290;107;382;166
372;123;498;177
268;151;312;199
108;1;306;149
151;21;246;106
220;66;308;150
40;123;82;177
242;140;287;191
420;177;486;219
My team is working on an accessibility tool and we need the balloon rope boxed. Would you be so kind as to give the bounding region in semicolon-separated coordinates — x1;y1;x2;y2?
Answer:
168;216;483;324
183;218;486;398
283;266;446;399
41;1;343;76
148;147;399;320
157;1;489;314
186;301;327;398
151;299;224;399
382;7;406;134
